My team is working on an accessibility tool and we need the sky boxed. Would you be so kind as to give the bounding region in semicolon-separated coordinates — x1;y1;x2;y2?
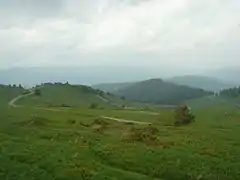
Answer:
0;0;239;72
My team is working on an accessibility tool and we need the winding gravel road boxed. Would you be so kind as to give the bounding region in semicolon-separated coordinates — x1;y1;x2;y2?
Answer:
8;90;34;107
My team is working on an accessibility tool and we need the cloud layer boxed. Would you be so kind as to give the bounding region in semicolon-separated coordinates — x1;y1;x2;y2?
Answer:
0;0;239;70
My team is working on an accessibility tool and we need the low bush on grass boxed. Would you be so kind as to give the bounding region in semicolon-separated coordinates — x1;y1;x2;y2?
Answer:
91;118;109;134
20;115;50;127
121;125;159;145
67;119;76;124
174;105;195;126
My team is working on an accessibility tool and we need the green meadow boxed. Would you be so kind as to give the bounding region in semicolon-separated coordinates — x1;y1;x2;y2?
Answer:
0;84;240;180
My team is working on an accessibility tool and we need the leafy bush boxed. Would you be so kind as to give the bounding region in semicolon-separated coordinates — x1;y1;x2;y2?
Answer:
20;116;50;126
122;125;159;145
92;118;109;126
34;89;42;96
91;118;109;133
61;104;72;108
22;90;31;95
67;119;76;124
89;103;98;109
174;105;195;126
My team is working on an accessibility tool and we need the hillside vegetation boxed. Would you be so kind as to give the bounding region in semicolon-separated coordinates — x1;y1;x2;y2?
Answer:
16;83;118;108
0;80;240;179
186;86;240;109
0;94;240;179
114;79;213;105
219;86;240;98
0;84;24;105
166;75;236;92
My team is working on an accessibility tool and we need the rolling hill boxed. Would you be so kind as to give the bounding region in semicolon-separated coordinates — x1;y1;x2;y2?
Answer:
165;75;236;92
114;79;213;105
16;83;126;108
0;84;25;105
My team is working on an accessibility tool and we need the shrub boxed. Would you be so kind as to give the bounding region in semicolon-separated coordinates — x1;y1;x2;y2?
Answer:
174;105;195;126
91;118;109;133
89;103;98;109
34;89;42;96
122;125;159;145
61;104;72;108
92;118;109;126
67;119;76;124
79;122;90;127
20;116;50;126
22;90;31;95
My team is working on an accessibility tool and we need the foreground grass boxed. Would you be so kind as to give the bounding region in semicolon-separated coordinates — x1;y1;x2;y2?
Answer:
0;102;240;179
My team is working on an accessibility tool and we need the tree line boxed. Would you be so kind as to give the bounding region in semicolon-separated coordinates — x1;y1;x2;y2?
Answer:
219;86;240;98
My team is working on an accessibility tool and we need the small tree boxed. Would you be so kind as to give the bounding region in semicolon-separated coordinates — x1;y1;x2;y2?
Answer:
89;103;98;109
174;105;195;126
34;89;42;96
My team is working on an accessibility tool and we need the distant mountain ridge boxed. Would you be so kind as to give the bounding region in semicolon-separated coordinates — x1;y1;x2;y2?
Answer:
165;75;236;92
1;66;239;89
92;82;136;93
0;66;162;86
209;67;240;84
113;78;213;105
92;75;236;93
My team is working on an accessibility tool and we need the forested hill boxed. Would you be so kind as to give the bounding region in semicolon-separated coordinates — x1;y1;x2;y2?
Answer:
114;79;213;105
219;86;240;98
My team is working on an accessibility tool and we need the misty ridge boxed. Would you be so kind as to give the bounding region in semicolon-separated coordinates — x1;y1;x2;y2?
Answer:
1;66;240;88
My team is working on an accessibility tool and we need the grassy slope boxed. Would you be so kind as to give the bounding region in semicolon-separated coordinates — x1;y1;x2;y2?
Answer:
16;84;116;108
186;95;240;109
115;79;213;105
1;100;240;179
0;85;24;106
16;83;156;110
1;83;240;179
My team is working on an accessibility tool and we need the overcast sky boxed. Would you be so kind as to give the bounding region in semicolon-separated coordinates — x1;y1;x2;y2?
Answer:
0;0;239;72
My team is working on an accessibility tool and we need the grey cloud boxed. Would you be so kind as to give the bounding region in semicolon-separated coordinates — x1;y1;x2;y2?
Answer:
0;0;239;73
0;0;64;17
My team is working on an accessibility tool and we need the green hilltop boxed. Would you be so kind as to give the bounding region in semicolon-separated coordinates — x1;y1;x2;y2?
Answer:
113;79;213;105
16;83;128;108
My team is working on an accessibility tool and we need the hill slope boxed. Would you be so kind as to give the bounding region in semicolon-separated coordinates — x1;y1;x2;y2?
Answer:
166;75;236;92
0;84;25;105
16;83;124;108
114;79;213;105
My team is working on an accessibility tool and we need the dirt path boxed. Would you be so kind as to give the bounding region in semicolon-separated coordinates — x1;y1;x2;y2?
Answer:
96;95;109;103
8;90;34;107
9;89;151;125
101;116;150;125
